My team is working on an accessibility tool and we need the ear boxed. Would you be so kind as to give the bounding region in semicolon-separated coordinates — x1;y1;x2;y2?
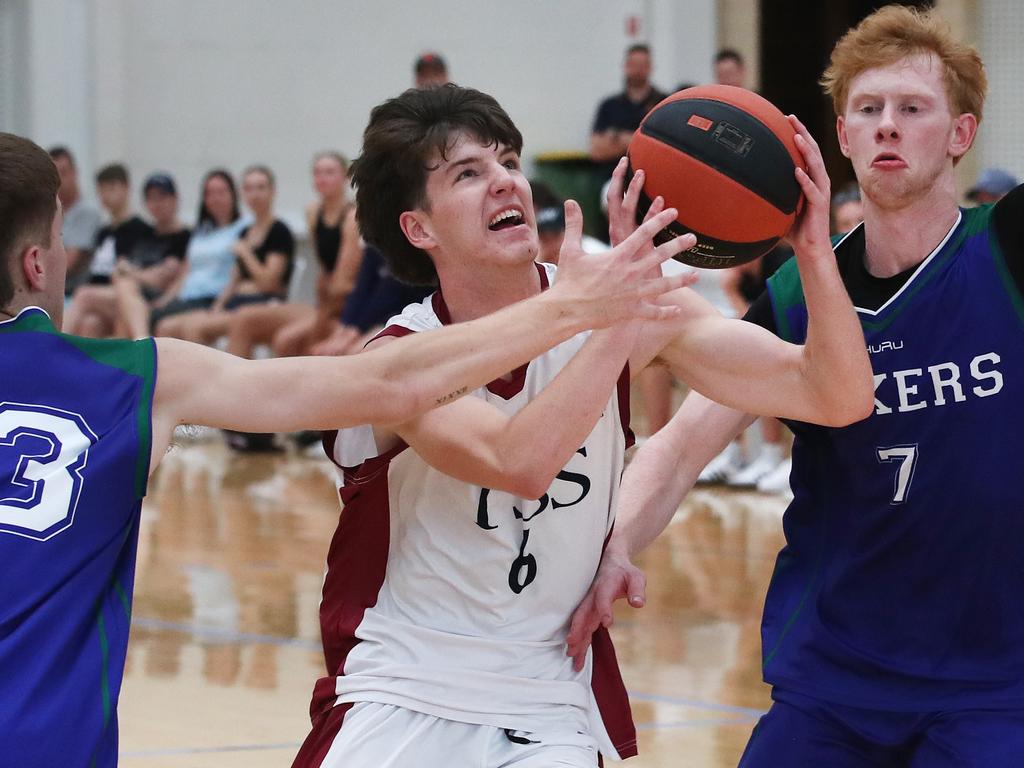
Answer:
836;115;851;159
20;244;47;291
949;112;978;160
399;210;438;252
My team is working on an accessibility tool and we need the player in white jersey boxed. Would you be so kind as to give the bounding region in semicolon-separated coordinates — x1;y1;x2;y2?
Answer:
293;85;874;767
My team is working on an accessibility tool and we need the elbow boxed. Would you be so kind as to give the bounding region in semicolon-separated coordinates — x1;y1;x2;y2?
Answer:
819;386;875;428
499;471;552;501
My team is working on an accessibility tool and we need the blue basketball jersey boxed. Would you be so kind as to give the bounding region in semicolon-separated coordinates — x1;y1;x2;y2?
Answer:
0;307;155;767
762;205;1024;711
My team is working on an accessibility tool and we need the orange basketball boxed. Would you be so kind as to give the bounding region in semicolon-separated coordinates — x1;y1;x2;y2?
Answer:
627;84;806;268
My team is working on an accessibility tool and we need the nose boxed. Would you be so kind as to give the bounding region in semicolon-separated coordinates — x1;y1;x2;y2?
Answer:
488;161;515;196
876;104;900;142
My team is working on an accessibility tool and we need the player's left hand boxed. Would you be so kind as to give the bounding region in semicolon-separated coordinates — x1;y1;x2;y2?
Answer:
565;547;647;671
786;115;833;259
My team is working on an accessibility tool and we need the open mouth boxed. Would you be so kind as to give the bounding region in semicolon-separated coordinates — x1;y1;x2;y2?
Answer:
488;208;525;231
872;153;904;167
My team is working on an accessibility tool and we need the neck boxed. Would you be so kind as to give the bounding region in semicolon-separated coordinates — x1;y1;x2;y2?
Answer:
435;261;542;323
626;83;651;101
861;182;960;277
109;206;131;225
253;209;273;226
154;218;182;235
321;192;346;213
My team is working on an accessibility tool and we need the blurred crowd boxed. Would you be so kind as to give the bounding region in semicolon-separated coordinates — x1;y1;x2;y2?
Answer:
52;45;1017;465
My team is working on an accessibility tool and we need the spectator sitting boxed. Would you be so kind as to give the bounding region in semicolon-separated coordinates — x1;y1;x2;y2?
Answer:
110;173;191;339
157;165;293;345
225;152;360;360
48;146;102;295
151;169;246;334
63;163;152;336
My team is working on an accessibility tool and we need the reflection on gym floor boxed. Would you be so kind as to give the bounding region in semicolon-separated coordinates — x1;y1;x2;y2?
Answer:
119;433;788;767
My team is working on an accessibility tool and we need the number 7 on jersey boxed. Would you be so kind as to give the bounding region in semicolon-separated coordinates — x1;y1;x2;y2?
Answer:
876;444;919;504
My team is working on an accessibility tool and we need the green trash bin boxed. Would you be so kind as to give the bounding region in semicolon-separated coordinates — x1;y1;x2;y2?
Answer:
533;151;610;241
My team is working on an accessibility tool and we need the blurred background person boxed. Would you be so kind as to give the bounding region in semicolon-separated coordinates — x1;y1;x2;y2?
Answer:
414;52;449;88
713;48;748;88
48;146;102;296
226;152;359;360
966;167;1019;205
63;163;152;336
158;165;293;344
831;182;864;234
113;173;191;339
152;169;246;333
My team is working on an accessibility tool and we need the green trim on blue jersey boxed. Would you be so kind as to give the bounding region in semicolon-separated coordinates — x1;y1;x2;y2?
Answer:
1;309;156;498
766;256;803;344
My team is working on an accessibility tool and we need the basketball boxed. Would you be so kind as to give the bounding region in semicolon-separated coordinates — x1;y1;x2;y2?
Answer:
628;84;806;269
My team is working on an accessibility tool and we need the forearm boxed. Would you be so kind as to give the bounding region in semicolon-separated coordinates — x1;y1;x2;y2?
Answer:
612;393;752;557
796;249;874;424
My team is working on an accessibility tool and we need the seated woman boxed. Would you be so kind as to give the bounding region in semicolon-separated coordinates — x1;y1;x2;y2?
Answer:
225;152;359;359
156;166;293;343
152;169;246;334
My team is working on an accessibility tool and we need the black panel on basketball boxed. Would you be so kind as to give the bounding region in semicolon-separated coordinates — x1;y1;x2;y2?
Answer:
640;99;802;214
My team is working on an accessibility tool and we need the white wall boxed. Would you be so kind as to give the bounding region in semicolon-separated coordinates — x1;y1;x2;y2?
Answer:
7;0;716;226
979;0;1024;182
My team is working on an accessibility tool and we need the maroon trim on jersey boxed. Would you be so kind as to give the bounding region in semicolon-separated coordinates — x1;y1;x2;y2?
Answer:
616;363;635;450
590;525;637;759
369;324;415;343
291;700;354;768
431;263;551;401
318;442;405;677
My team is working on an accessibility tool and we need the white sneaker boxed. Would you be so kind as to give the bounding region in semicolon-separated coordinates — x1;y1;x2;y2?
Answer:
697;442;743;484
757;457;793;497
728;445;784;488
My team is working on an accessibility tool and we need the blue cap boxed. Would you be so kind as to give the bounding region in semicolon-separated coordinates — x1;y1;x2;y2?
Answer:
967;167;1018;201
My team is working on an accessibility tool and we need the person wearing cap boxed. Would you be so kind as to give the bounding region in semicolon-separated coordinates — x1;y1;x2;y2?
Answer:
531;181;608;265
414;52;449;88
967;167;1019;205
62;172;190;338
112;173;192;338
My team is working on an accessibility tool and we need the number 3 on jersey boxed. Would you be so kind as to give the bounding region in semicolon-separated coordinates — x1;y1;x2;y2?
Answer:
876;444;918;504
0;402;96;540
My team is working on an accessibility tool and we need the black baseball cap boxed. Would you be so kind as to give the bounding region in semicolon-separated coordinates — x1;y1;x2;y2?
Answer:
143;172;176;196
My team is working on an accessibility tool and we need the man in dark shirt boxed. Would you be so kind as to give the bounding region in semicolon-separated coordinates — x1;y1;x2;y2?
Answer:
589;44;666;179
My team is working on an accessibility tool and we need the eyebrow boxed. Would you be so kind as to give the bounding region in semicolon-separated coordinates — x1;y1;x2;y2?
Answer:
443;145;517;175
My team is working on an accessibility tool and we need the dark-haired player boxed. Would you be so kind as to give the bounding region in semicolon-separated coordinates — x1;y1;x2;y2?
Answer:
569;6;1024;766
293;84;870;766
0;130;690;768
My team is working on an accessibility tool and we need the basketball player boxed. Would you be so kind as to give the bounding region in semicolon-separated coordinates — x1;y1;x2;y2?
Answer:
567;6;1024;766
293;84;872;767
0;132;692;768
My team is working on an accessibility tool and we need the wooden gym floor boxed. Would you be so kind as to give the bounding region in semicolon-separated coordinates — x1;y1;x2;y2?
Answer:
118;431;786;767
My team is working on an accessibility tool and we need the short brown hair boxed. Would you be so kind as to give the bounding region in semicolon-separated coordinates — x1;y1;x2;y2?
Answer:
351;84;523;286
96;162;129;186
821;5;986;122
1;133;60;306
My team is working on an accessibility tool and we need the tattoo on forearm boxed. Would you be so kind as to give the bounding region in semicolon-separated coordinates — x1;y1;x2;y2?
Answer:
436;386;469;406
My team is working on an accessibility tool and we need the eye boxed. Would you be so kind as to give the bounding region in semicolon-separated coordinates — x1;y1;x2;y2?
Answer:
903;104;920;114
456;168;477;181
502;158;520;171
859;105;878;115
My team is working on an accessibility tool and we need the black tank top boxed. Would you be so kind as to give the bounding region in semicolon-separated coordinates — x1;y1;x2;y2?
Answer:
315;206;344;271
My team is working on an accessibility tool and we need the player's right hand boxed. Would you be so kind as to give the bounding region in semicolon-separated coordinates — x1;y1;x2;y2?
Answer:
565;547;647;672
553;182;698;328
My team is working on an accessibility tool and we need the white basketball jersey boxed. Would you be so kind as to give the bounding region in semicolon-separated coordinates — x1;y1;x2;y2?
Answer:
315;264;637;760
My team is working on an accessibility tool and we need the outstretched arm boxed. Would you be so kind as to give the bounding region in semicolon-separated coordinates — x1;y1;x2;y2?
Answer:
150;202;695;472
565;392;753;669
626;117;873;426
